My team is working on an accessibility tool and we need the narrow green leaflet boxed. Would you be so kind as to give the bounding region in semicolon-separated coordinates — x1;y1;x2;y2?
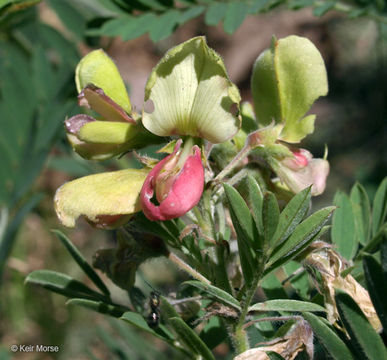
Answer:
66;298;126;317
249;299;325;313
199;316;227;350
182;280;241;310
224;184;258;285
179;5;205;25
47;0;86;40
25;270;106;301
350;183;371;245
332;192;357;260
283;261;310;299
148;10;180;42
247;175;264;236
120;311;168;340
363;255;387;332
271;186;311;248
224;184;261;251
372;177;387;237
223;2;249;34
52;230;110;296
335;291;387;360
267;207;334;269
169;317;215;360
303;312;354;360
0;193;43;283
261;273;288;300
313;1;336;17
263;191;279;247
204;2;227;25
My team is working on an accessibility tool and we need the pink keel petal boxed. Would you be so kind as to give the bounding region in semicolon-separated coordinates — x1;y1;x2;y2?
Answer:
141;144;204;221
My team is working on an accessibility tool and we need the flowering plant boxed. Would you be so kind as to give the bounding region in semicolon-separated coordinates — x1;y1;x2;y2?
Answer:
26;36;387;359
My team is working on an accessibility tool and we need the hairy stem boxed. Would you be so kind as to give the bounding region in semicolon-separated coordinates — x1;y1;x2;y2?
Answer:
214;143;251;183
167;252;211;284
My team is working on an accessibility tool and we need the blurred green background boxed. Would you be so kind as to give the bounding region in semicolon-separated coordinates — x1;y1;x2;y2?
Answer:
0;0;386;358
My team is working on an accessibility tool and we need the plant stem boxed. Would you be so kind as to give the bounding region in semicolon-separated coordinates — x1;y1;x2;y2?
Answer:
214;143;251;183
231;324;250;354
233;259;266;354
167;252;211;284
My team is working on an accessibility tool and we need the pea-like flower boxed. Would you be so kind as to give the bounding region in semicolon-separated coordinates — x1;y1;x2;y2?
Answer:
140;140;204;221
55;37;240;227
270;148;329;196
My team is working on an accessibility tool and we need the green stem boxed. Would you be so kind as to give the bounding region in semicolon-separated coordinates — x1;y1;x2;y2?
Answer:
167;251;211;284
202;190;233;293
233;259;266;354
231;324;250;354
214;143;252;183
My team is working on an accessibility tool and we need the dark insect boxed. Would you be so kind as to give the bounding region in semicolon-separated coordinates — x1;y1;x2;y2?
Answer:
147;291;161;328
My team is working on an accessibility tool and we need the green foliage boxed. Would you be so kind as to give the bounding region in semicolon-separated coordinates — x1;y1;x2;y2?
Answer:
335;290;387;359
303;312;354;360
331;177;387;259
0;5;79;283
15;0;382;44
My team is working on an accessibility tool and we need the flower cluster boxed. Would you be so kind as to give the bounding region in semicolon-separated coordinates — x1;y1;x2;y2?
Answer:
55;37;241;227
55;35;329;229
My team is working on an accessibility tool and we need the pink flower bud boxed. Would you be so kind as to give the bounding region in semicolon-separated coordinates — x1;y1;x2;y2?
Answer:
272;148;329;196
282;148;311;170
140;140;204;221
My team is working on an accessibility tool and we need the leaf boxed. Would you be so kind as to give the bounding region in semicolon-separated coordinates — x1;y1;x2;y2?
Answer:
263;191;279;247
332;192;357;260
261;273;288;300
248;0;271;14
179;5;205;24
223;2;249;34
247;175;264;236
52;230;110;296
105;14;154;41
120;311;161;337
182;280;241;310
25;270;106;300
204;2;227;25
224;184;257;285
148;10;179;42
32;46;54;102
0;193;43;283
251;35;328;142
283;261;310;299
38;23;79;66
313;1;336;17
199;316;227;350
271;186;311;248
335;291;387;360
47;0;86;40
224;183;262;251
66;298;125;317
303;312;354;360
249;299;326;313
267;207;334;270
350;183;371;245
169;317;215;360
372;177;387;237
363;255;387;332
